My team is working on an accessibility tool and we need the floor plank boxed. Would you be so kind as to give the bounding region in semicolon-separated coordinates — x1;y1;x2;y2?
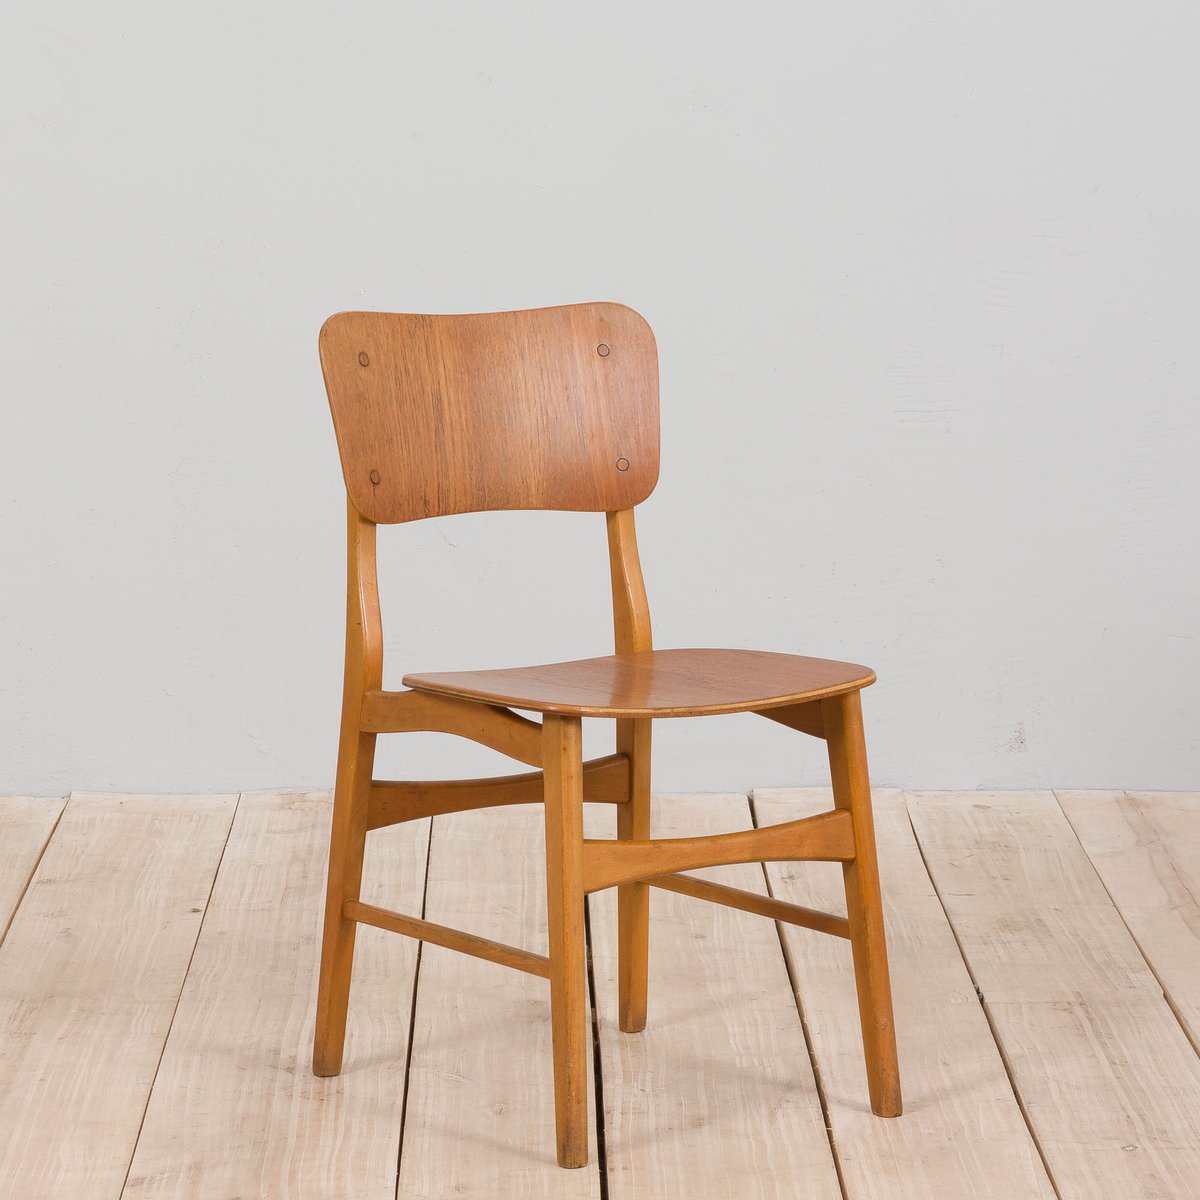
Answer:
588;794;842;1200
0;796;66;946
397;803;601;1198
1058;790;1200;1054
755;788;1055;1199
0;792;237;1200
908;790;1200;1200
6;787;1199;1197
122;790;428;1200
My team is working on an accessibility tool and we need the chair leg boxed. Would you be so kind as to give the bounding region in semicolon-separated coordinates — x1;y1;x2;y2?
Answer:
822;690;902;1117
313;727;376;1077
543;714;589;1168
616;717;651;1032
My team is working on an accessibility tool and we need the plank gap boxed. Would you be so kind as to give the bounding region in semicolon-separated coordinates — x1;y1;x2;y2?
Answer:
1054;790;1200;1062
902;795;1065;1200
748;792;851;1200
119;792;243;1197
394;808;436;1199
121;791;425;1199
397;803;600;1195
584;899;611;1200
1;792;240;1197
590;793;841;1197
0;796;68;952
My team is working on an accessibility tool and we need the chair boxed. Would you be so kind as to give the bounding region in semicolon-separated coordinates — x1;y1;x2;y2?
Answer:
312;302;901;1168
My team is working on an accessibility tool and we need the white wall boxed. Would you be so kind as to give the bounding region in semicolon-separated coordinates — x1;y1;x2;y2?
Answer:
2;3;1197;796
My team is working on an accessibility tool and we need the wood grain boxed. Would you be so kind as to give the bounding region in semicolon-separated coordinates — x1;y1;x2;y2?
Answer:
396;802;601;1198
0;792;236;1200
907;792;1159;1005
908;791;1200;1200
0;795;65;947
320;304;660;524
404;647;874;718
648;871;850;939
8;789;1200;1195
582;807;854;893
543;714;590;1167
123;791;427;1200
756;788;1055;1199
587;794;842;1199
606;508;652;657
823;690;901;1116
1057;789;1200;1052
758;700;826;739
359;688;544;766
314;301;894;1169
366;752;630;828
606;508;654;1034
313;503;381;1077
346;897;550;977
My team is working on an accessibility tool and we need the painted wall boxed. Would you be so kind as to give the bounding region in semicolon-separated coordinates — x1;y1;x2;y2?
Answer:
3;3;1197;795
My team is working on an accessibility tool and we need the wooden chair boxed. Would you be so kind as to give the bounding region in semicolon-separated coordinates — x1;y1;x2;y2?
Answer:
312;302;901;1168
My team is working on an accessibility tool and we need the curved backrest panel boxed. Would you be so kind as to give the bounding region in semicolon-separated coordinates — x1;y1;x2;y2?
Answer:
319;303;660;524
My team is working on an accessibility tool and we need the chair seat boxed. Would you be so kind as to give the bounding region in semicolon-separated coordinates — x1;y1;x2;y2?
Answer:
402;648;874;718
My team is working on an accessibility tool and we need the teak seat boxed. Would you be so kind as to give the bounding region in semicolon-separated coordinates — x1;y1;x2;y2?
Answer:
313;302;901;1169
402;647;875;717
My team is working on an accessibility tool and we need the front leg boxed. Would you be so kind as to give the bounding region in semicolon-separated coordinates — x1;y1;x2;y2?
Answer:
822;689;902;1117
543;714;590;1167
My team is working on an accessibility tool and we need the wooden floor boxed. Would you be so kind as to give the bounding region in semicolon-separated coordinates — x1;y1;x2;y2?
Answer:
2;789;1199;1198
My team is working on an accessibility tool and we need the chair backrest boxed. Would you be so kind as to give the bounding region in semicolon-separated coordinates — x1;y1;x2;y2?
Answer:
319;303;660;524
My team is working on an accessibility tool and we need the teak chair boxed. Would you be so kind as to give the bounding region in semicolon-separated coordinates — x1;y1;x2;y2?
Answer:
312;302;901;1168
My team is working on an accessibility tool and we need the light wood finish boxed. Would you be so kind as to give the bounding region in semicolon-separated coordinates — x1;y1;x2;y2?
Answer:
588;795;844;1199
759;699;826;739
606;508;653;655
123;791;427;1200
824;691;901;1117
397;802;600;1198
404;647;874;718
543;714;590;1167
5;789;1198;1196
366;752;629;829
1058;790;1200;1052
607;509;654;1033
320;304;659;524
907;792;1162;1005
313;505;381;1078
649;871;851;939
359;688;543;766
0;795;65;946
757;789;1056;1200
616;716;652;1031
909;791;1200;1198
346;898;550;978
313;303;899;1167
583;808;855;893
0;792;236;1200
